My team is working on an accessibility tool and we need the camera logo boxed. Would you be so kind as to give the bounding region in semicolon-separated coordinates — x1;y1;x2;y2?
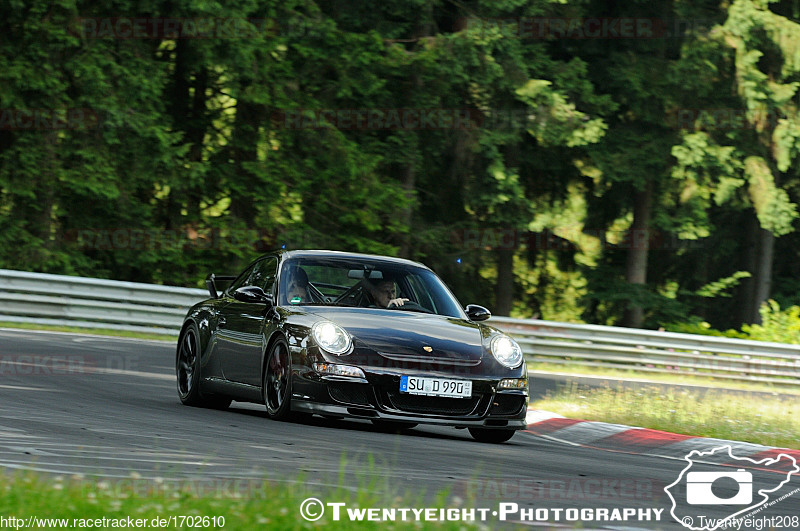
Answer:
686;469;752;505
665;445;800;531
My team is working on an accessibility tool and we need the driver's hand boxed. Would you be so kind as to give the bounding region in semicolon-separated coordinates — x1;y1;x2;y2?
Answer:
387;298;410;308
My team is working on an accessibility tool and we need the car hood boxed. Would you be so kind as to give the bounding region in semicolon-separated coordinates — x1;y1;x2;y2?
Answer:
304;308;484;363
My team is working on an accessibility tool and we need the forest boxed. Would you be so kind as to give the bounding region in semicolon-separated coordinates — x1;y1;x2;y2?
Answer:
3;0;800;332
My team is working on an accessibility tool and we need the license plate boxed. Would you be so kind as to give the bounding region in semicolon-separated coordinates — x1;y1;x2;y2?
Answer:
399;376;472;398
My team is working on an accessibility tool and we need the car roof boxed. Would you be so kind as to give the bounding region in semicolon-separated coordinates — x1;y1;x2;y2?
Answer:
277;249;431;271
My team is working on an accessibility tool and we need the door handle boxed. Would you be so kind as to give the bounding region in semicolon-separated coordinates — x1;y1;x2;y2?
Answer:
218;316;227;327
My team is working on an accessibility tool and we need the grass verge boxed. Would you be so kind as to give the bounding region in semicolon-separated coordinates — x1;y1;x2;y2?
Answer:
0;470;479;530
528;362;800;396
0;322;175;342
532;383;800;449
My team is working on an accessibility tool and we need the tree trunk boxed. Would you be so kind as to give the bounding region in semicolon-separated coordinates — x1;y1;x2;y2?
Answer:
751;227;774;324
737;213;759;325
164;39;191;230
185;67;208;221
12;133;56;269
493;142;522;316
229;98;263;227
622;180;654;328
495;249;514;316
398;160;415;258
397;8;433;257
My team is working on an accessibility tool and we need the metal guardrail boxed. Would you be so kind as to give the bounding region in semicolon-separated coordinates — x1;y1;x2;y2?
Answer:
0;269;798;385
491;316;800;386
0;269;206;336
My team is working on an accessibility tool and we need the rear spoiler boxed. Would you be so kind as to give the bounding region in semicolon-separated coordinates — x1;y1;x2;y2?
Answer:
205;274;236;299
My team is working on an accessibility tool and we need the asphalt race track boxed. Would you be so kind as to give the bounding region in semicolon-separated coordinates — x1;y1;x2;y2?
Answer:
1;328;798;530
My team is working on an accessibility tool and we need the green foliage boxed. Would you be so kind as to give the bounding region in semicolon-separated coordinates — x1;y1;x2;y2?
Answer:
582;266;691;327
3;0;800;331
744;156;798;236
694;271;751;298
663;320;747;339
666;300;800;344
742;299;800;344
515;79;607;147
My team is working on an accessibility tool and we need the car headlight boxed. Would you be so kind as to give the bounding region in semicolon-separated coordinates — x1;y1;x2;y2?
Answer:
490;334;524;369
312;321;352;356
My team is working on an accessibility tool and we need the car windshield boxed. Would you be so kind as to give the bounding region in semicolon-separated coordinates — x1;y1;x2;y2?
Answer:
278;257;465;318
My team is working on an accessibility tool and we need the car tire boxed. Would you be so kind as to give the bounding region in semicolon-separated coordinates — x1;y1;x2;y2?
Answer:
264;337;294;420
371;420;418;432
176;323;231;409
468;428;516;443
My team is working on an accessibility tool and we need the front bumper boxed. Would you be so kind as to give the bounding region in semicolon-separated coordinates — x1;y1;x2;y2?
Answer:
291;372;529;430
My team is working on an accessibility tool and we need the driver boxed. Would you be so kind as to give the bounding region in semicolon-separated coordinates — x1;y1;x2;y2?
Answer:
285;266;309;304
363;276;409;308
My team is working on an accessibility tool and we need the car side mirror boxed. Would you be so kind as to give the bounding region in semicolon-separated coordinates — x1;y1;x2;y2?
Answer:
465;304;491;321
233;286;273;306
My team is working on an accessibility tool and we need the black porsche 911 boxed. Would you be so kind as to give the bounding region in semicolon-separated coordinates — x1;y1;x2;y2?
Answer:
176;250;529;443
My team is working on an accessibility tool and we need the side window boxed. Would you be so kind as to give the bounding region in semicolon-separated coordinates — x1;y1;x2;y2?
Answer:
227;263;256;294
247;257;278;294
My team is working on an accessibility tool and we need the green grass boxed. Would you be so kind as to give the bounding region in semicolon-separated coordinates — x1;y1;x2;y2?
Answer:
0;322;175;342
533;383;800;449
0;470;482;530
529;362;800;396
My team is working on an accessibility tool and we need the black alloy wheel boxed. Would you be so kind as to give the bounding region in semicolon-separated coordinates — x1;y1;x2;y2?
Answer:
177;325;201;405
176;324;230;409
264;338;293;419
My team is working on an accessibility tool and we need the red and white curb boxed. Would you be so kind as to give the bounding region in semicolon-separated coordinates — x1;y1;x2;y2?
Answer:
525;409;800;472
